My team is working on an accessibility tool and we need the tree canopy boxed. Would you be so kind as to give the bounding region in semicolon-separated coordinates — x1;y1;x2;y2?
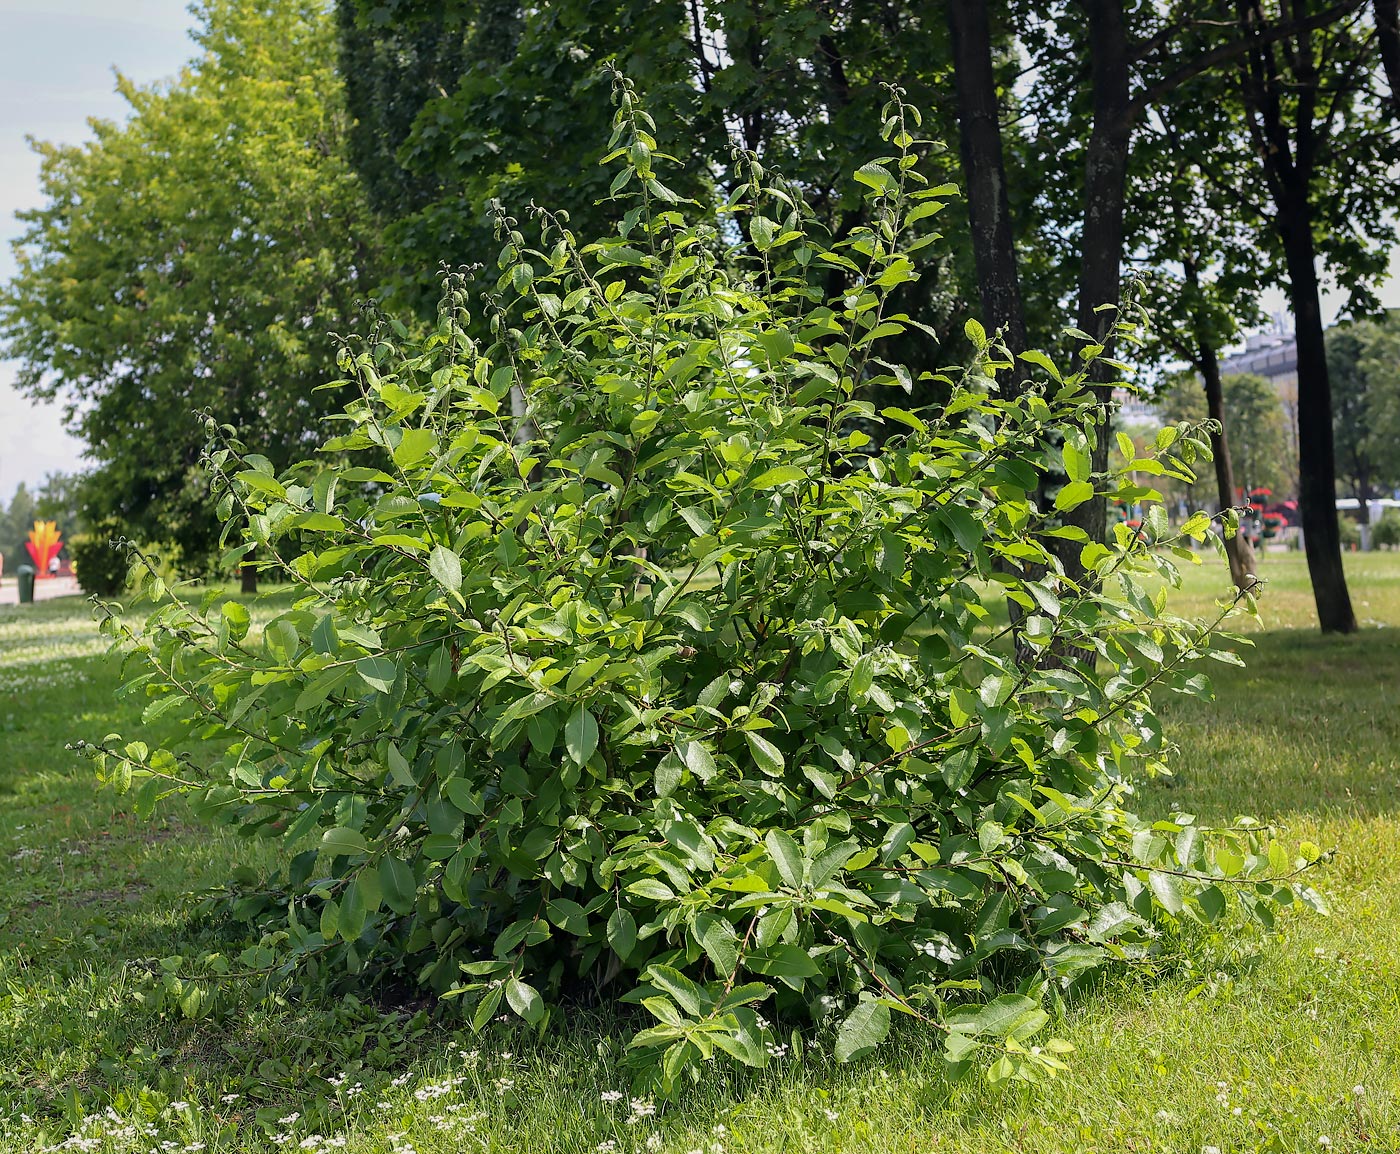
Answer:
1328;311;1400;502
0;0;381;569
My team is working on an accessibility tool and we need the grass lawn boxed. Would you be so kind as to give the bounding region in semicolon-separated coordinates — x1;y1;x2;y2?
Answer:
0;552;1396;1153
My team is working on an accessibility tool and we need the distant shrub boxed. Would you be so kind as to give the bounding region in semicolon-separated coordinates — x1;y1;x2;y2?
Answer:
69;530;129;597
1370;509;1400;549
1338;514;1362;550
84;82;1323;1095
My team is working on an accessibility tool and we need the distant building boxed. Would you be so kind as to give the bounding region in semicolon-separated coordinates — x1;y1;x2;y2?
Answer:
1113;386;1159;425
1218;329;1300;470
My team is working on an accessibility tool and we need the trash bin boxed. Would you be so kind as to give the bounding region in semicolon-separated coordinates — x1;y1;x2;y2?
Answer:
16;565;35;604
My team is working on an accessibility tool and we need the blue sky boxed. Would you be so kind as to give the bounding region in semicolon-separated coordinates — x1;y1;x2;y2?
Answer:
0;1;196;502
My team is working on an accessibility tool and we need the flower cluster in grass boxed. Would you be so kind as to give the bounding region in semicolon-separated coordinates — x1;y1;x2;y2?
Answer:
12;1038;710;1154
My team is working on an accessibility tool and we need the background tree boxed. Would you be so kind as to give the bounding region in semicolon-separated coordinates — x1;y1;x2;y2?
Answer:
33;472;86;540
336;0;976;372
1211;0;1398;632
955;2;1379;583
0;0;381;573
1158;371;1293;497
0;483;37;570
1327;312;1400;502
1126;82;1277;588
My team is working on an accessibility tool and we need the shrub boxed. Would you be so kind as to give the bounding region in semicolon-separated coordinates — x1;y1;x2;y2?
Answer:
69;529;130;596
1338;514;1362;550
85;82;1322;1093
1371;509;1400;549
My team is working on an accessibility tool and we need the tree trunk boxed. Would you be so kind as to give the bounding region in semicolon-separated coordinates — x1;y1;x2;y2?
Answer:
1198;340;1258;588
946;0;1027;357
944;0;1041;661
1376;0;1400;115
1281;186;1357;632
1063;0;1133;574
240;561;258;595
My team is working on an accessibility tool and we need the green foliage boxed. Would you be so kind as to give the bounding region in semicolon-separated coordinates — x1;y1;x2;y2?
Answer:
1371;509;1400;550
1156;370;1292;496
1337;515;1362;551
0;481;37;568
0;0;381;572
69;530;131;598
335;0;973;366
87;87;1320;1095
1327;311;1400;500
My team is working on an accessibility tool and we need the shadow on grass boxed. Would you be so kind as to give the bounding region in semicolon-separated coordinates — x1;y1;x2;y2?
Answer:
1149;625;1400;822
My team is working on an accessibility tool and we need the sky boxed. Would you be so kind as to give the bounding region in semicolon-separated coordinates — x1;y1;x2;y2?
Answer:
0;1;197;504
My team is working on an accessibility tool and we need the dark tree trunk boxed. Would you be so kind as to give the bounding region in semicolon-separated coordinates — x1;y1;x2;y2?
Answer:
1281;187;1357;631
1063;0;1133;572
240;561;258;595
1198;339;1258;588
1232;0;1357;630
1376;0;1400;114
946;0;1027;357
945;0;1042;661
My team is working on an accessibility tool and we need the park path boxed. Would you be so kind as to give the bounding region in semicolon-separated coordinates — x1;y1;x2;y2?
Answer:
0;575;81;605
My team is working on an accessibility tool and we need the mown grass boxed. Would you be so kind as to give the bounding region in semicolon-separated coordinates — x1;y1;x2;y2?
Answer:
0;554;1396;1153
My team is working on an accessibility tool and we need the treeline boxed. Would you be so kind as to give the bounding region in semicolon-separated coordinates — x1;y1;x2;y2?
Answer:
2;0;1397;631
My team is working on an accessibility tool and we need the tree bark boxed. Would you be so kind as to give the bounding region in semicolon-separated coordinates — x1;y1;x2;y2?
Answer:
1198;339;1258;588
1376;0;1400;115
240;561;258;595
946;0;1027;358
1063;0;1134;572
1281;186;1357;631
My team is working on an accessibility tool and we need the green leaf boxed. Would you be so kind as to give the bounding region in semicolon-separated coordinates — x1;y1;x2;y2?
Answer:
1061;440;1090;483
833;999;891;1062
853;161;896;195
392;428;436;468
355;656;398;693
1086;902;1145;941
428;545;462;592
849;654;875;703
607;907;637;959
746;943;821;981
693;913;739;974
765;829;804;888
1017;349;1062;382
320;827;368;857
1054;481;1094;512
546;897;589;936
750;464;808;489
627;878;675;902
379;854;417;915
564;706;599;765
945;994;1047;1041
386;744;416;788
505;977;545;1025
654;752;683;798
677;740;717;782
647;964;705;1016
1148;870;1184;915
745;732;785;776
